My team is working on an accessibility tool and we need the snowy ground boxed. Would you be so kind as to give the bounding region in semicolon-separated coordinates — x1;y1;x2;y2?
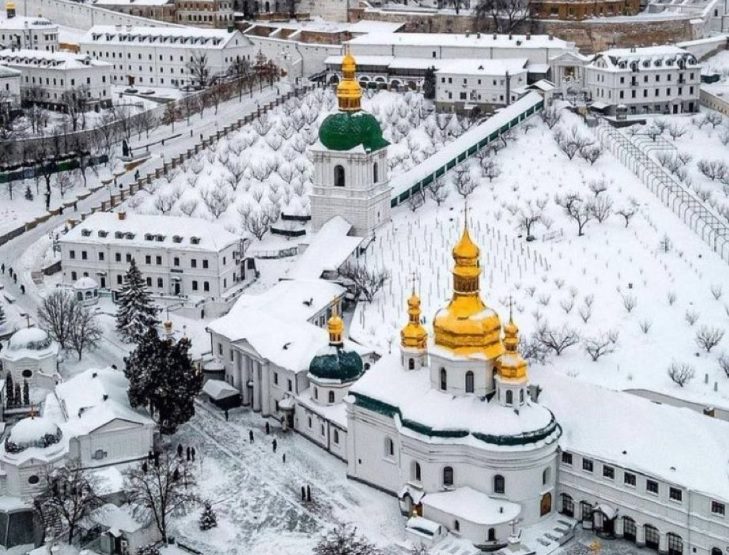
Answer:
351;106;729;409
169;401;406;555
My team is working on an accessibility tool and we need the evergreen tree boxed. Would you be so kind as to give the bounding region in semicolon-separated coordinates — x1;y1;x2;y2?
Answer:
115;259;159;343
199;501;218;530
314;524;382;555
124;327;203;434
22;380;29;406
423;67;436;101
5;373;14;408
0;302;6;327
13;383;20;407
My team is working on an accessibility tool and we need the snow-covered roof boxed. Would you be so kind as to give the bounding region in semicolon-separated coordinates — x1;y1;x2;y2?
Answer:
590;46;699;71
435;58;528;75
325;54;394;68
81;25;247;49
350;352;559;448
202;379;239;400
91;503;144;534
423;487;521;525
538;373;729;500
62;212;240;253
0;65;21;78
1;327;58;362
223;279;344;325
288;216;363;280
0;15;58;31
73;276;99;290
95;0;171;5
53;367;153;434
7;417;60;446
347;32;571;50
297;387;348;428
0;49;110;69
209;306;328;372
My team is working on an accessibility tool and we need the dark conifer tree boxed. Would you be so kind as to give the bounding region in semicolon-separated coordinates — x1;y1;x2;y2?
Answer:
116;259;159;343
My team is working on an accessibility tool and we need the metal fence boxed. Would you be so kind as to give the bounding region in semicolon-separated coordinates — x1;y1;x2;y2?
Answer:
596;120;729;264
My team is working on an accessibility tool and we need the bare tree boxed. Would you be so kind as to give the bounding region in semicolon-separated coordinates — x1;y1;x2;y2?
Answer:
201;183;232;219
518;203;542;238
124;450;198;543
427;177;449;206
695;325;725;352
555;193;594;236
339;261;390;303
536;323;580;356
697;159;727;181
719;352;729;377
541;104;562;129
554;125;593;160
705;112;723;129
68;303;102;360
580;145;603;165
588;178;608;197
617;201;638;228
475;0;531;33
667;123;687;140
34;460;102;545
61;85;90;132
186;52;211;89
37;289;78;349
667;361;695;387
583;332;619;361
590;195;613;224
453;165;477;198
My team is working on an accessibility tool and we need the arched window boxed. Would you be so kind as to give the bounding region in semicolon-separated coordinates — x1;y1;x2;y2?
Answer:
408;358;415;370
543;467;551;485
711;549;722;555
623;517;636;542
644;525;660;550
488;528;496;541
561;494;574;517
333;429;339;444
494;474;505;494
313;387;318;400
414;462;421;482
465;371;474;393
385;437;394;457
373;162;379;183
505;390;513;405
443;466;453;487
334;165;345;187
328;391;335;403
667;533;683;555
440;368;447;391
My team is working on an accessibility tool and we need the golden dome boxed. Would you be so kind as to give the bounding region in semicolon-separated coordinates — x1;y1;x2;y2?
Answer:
433;219;504;359
496;314;528;381
336;47;362;112
401;291;427;350
328;307;344;346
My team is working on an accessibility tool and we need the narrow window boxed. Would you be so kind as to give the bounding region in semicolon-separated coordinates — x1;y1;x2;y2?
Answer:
334;165;345;187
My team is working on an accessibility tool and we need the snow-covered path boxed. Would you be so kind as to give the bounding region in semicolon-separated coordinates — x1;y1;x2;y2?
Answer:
170;401;405;554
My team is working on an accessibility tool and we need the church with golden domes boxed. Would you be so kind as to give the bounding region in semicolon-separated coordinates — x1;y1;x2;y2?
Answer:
309;50;392;237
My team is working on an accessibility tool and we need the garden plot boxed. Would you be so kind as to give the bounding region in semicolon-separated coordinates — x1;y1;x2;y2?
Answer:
123;88;472;246
352;107;729;408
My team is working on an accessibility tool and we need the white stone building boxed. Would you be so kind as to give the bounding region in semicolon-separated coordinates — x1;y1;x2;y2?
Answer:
0;327;59;392
0;7;59;52
0;367;155;500
59;211;245;302
0;48;112;110
173;0;233;28
79;25;252;88
310;52;391;237
585;46;701;115
0;64;21;108
434;58;529;114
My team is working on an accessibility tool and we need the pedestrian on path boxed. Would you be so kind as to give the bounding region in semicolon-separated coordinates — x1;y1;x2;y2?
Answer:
272;439;277;453
191;447;196;461
225;409;229;421
300;486;305;501
306;485;311;502
20;285;25;295
1;263;5;273
186;447;191;461
282;453;286;464
249;429;254;442
265;422;270;435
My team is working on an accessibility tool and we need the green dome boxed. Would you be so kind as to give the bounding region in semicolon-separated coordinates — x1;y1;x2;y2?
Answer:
309;345;364;382
318;111;389;152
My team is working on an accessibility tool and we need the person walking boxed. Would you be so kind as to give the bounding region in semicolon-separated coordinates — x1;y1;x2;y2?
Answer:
282;453;286;464
249;429;254;442
301;486;305;501
306;485;311;502
225;409;229;421
265;421;270;435
272;439;277;453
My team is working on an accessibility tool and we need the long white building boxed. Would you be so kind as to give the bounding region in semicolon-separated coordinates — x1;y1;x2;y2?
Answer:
79;25;252;88
0;8;59;52
0;64;21;108
585;46;701;115
0;49;111;109
59;211;245;302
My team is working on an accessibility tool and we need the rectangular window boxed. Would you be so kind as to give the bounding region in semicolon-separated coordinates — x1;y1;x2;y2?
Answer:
126;254;132;263
669;487;682;502
203;281;210;292
711;501;725;516
288;379;293;392
173;257;180;266
146;277;152;286
70;250;76;259
191;259;197;268
81;251;88;260
646;480;659;495
98;252;104;261
115;252;121;262
157;278;163;288
117;275;122;285
602;465;615;479
624;472;636;487
156;256;162;265
145;255;151;264
582;458;594;472
561;452;572;465
192;280;198;291
203;259;209;269
273;373;278;385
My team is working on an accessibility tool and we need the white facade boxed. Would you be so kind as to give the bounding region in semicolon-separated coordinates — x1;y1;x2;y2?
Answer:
173;0;233;28
79;25;253;88
435;58;529;113
59;211;244;301
0;14;59;52
309;140;391;237
0;49;111;109
0;327;59;391
0;64;20;107
585;46;701;115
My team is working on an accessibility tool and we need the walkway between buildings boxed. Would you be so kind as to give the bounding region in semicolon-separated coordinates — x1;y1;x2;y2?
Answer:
389;92;544;207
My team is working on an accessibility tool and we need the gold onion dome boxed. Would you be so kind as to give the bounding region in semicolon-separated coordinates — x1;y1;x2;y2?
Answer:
433;220;504;359
328;310;344;346
401;290;427;350
496;314;528;381
309;308;363;382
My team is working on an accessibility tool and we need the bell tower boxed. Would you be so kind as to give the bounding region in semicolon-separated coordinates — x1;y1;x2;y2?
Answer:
310;49;392;237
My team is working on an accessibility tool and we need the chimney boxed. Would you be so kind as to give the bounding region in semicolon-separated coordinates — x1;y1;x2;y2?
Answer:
117;211;126;220
103;394;109;401
92;372;98;378
493;33;497;40
508;33;513;40
526;33;531;40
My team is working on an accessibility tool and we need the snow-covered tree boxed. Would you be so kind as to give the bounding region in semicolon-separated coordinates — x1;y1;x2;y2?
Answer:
199;501;218;530
34;459;102;544
668;361;695;387
38;289;78;349
115;259;159;343
423;67;436;100
68;303;102;360
136;545;161;555
124;327;202;434
0;302;5;327
314;524;382;555
124;449;197;544
339;262;390;303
